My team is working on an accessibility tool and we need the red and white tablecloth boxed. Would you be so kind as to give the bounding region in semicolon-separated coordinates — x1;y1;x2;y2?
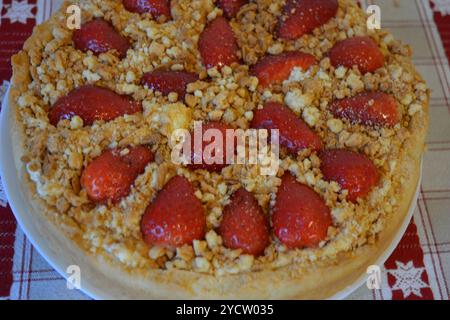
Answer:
0;0;450;300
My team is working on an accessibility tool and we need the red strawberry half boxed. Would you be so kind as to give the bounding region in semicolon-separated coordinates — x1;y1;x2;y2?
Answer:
319;149;380;202
187;121;235;172
217;0;248;19
81;146;154;203
73;19;130;58
199;16;239;69
251;102;323;155
49;85;142;126
122;0;171;19
251;51;316;88
329;36;384;74
141;69;198;100
277;0;339;40
272;173;332;248
329;91;400;127
218;188;270;256
141;176;206;248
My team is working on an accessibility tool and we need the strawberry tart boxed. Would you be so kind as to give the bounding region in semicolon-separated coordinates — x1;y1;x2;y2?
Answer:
9;0;429;299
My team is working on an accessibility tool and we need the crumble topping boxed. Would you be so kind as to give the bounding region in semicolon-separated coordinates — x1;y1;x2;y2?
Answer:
15;0;429;276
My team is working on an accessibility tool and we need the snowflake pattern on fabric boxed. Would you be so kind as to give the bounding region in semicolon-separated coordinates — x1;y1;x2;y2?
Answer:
432;0;450;15
388;261;429;298
1;0;36;24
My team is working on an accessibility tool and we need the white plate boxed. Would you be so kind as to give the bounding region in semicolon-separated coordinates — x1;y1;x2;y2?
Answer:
0;87;422;300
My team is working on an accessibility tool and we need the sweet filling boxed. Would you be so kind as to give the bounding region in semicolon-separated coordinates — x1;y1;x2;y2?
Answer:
16;0;428;275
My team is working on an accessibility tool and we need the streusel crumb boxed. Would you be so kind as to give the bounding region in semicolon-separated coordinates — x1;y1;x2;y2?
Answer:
14;0;429;275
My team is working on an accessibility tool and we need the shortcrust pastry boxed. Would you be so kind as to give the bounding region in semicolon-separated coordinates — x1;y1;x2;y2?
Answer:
10;0;429;298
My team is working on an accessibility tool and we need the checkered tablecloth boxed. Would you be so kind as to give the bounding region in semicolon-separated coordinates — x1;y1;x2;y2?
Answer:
0;0;449;300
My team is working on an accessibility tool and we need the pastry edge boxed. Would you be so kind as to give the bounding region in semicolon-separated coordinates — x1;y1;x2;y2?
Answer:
8;1;429;299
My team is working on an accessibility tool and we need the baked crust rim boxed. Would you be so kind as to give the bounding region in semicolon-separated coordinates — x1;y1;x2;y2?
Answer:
8;1;429;299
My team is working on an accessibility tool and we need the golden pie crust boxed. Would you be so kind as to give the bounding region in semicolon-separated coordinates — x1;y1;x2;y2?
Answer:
9;0;429;299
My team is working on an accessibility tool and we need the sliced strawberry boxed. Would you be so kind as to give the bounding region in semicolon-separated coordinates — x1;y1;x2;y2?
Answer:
277;0;338;40
217;0;248;19
141;69;198;99
272;173;331;248
198;16;239;69
81;146;154;203
187;121;235;172
141;176;206;248
218;188;270;256
250;51;316;88
49;85;142;126
73;19;130;58
251;102;322;155
122;0;171;19
319;149;380;202
329;36;384;74
329;91;400;127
